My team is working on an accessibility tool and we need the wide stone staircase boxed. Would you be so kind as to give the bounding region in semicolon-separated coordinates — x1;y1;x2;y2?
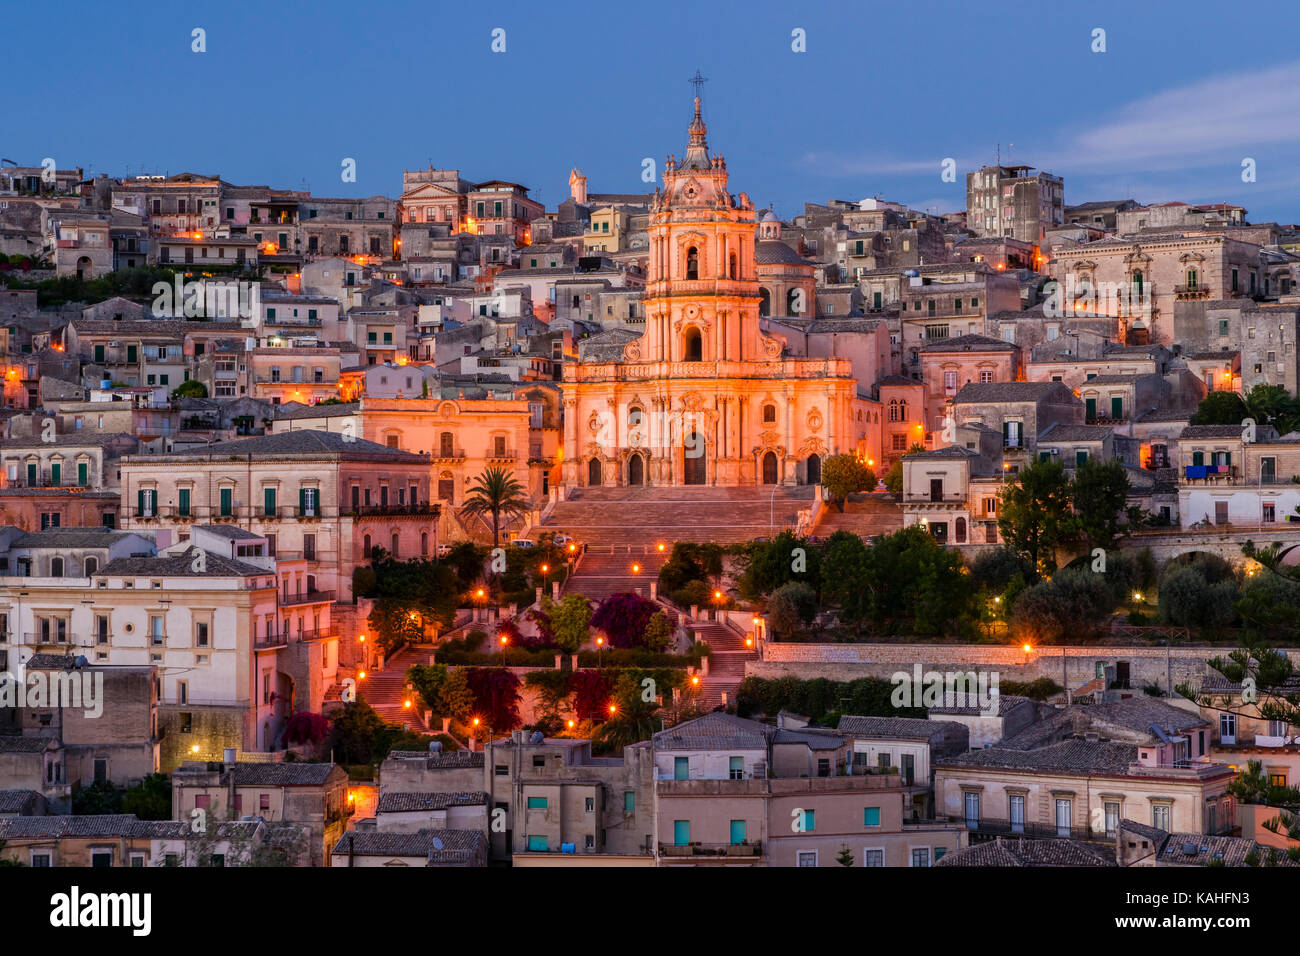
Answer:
359;645;436;730
689;618;756;711
541;485;815;547
563;548;670;603
812;492;903;539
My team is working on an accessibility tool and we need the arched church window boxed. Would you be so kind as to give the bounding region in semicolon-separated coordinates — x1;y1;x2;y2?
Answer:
628;406;644;428
686;247;699;280
683;327;703;362
729;253;737;280
762;403;777;424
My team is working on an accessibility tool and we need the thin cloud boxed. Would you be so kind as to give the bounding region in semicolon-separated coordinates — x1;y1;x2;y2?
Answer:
1044;61;1300;173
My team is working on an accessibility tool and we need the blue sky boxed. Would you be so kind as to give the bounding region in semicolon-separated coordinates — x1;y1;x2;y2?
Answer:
9;0;1300;223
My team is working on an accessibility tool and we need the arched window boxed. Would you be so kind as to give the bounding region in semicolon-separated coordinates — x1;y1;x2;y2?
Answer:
686;246;699;280
363;534;372;559
421;532;429;555
83;557;97;576
391;532;400;557
955;517;967;544
628;406;644;428
51;557;64;577
762;403;777;424
683;327;702;362
888;400;900;423
1131;270;1144;295
729;252;737;280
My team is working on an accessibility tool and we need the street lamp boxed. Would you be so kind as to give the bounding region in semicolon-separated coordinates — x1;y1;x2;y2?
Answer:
595;634;604;667
541;563;549;593
499;632;509;667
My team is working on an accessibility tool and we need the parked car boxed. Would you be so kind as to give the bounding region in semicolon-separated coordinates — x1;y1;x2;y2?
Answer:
436;544;452;558
552;534;574;548
512;538;536;548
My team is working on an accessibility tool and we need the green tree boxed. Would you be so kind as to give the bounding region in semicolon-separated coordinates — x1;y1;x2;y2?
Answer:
1228;760;1300;808
835;845;854;867
594;673;660;752
542;594;593;653
997;459;1074;579
1072;458;1131;551
736;531;819;600
171;379;208;399
407;663;450;718
1193;390;1249;425
460;465;530;551
884;443;925;498
820;454;876;512
767;581;819;639
366;553;460;654
643;611;674;652
439;668;476;723
1010;568;1118;644
122;773;172;820
1245;383;1300;436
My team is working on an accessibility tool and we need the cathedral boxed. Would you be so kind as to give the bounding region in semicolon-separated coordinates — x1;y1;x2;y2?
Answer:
560;95;868;488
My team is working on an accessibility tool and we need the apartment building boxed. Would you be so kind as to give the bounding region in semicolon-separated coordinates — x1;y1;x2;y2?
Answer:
934;699;1236;841
118;429;434;602
965;164;1064;242
653;713;966;867
171;760;351;866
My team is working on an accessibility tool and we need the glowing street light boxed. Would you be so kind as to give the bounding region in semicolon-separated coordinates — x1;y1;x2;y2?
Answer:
657;542;666;553
1022;644;1032;654
631;563;640;574
358;671;366;679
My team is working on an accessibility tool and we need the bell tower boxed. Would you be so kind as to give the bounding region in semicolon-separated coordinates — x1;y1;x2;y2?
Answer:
641;92;764;365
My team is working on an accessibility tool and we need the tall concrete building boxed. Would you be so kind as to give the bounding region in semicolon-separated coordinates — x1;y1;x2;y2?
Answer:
965;165;1064;243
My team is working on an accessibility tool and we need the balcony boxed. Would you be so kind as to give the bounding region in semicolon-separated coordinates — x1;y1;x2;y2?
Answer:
254;632;288;650
351;502;441;518
1175;285;1211;300
659;842;762;859
431;449;466;461
957;817;1105;842
905;493;967;504
1182;464;1239;484
279;589;336;607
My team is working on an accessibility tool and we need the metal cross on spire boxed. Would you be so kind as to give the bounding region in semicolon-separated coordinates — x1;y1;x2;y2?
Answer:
689;70;708;98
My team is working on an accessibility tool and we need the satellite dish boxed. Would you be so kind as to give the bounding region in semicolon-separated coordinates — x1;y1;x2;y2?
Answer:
432;837;444;851
74;655;88;668
530;731;544;744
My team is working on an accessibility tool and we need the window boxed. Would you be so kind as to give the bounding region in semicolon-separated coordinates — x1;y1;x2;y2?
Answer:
1055;798;1072;837
910;848;930;867
963;792;980;828
797;851;818;867
219;487;232;517
762;403;776;424
863;807;881;828
584;797;595;812
526;797;547;810
624;791;635;813
862;848;884;867
263;487;276;517
91;850;114;868
1009;794;1025;833
798;809;815;832
1152;804;1170;830
673;820;690;846
196;622;209;647
1220;713;1236;743
1104;801;1120;837
527;835;548;852
728;756;744;780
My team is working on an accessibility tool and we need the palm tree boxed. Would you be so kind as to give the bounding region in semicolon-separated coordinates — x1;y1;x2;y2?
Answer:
460;465;530;551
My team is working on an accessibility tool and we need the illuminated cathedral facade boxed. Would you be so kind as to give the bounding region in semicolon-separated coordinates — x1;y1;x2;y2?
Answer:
561;96;867;488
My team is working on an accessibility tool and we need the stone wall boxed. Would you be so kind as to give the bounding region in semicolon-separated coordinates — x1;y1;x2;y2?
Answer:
751;643;1300;695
